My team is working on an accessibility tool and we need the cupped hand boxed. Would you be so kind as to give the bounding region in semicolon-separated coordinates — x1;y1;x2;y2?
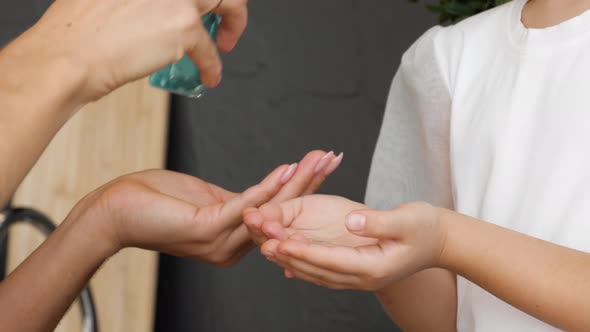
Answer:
245;195;447;291
245;152;344;246
28;0;248;102
69;150;339;267
244;194;377;248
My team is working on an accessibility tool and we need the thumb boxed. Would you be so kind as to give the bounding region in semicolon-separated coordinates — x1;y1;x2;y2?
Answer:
344;209;404;239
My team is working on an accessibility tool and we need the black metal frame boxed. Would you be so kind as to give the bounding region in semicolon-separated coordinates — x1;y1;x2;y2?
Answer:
0;204;99;332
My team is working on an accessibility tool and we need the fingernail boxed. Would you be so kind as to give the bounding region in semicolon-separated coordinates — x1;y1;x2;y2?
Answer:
216;73;222;86
346;213;366;232
280;163;298;184
285;270;294;278
324;152;344;176
314;151;334;174
266;256;277;263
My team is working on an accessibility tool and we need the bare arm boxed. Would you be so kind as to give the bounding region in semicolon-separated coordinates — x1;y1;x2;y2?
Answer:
0;204;112;331
0;35;82;206
245;195;458;332
439;209;590;331
254;197;590;332
376;269;456;332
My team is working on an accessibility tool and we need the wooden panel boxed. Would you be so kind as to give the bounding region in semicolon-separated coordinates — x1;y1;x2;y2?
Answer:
7;79;169;332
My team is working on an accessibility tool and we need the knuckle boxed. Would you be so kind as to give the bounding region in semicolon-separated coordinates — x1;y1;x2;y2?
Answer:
176;7;199;32
208;250;231;266
100;178;146;204
397;202;415;210
199;241;219;259
229;0;248;8
362;277;382;292
369;266;389;281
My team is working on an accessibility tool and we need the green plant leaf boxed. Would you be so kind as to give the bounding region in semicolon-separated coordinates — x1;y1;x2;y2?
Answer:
411;0;504;24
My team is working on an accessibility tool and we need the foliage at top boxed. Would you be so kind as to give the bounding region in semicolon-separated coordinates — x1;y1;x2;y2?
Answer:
411;0;512;24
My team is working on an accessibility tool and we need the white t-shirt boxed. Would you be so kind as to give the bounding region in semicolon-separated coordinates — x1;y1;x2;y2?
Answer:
365;0;590;330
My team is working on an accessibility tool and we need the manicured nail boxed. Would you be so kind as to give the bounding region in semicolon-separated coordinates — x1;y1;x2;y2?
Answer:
346;213;366;232
314;151;335;174
324;152;344;176
281;163;298;184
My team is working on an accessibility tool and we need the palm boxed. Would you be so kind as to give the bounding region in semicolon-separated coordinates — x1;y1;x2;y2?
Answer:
97;170;243;258
254;195;378;248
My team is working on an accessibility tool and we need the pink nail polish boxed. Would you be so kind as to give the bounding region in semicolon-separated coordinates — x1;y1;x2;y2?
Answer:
280;163;298;183
314;151;335;174
324;152;344;176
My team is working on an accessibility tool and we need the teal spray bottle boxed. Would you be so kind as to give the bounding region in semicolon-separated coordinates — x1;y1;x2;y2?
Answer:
149;13;221;98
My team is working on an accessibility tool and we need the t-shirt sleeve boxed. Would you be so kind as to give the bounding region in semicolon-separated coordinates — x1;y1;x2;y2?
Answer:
365;26;456;210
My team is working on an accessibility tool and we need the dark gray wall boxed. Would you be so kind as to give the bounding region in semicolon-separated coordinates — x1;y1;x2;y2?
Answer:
0;1;49;45
157;1;437;332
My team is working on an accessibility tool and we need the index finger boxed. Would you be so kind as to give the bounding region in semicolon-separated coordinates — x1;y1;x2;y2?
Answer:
268;239;385;275
213;0;248;52
185;19;223;88
270;150;330;204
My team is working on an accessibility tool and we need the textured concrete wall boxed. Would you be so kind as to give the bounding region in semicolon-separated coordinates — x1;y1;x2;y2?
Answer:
158;1;438;331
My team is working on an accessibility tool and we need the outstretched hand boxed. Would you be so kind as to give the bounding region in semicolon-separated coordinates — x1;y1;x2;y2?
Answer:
71;150;341;267
244;195;447;290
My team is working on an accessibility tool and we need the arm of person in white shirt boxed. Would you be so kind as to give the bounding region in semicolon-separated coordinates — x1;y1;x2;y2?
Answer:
245;195;457;332
247;195;590;332
316;25;457;331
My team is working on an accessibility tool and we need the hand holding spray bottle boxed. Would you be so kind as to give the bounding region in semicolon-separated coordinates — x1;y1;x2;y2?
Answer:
150;13;221;98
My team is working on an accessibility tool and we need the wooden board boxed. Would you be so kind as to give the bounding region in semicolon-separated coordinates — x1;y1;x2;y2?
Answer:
7;79;169;332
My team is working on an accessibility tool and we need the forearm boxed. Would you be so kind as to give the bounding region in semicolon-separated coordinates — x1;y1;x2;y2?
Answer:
376;268;457;332
439;209;590;331
0;209;115;331
0;28;85;205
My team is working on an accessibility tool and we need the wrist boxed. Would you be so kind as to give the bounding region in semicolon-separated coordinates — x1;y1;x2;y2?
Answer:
65;205;123;261
436;208;462;271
